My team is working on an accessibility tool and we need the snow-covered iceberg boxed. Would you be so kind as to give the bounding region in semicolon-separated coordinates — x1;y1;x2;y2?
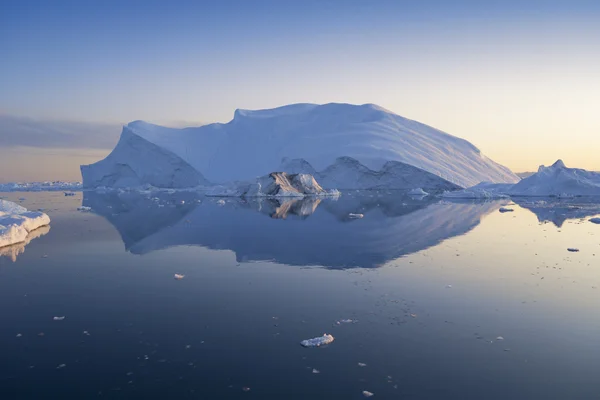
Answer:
508;160;600;197
82;103;519;189
0;200;51;248
206;172;339;198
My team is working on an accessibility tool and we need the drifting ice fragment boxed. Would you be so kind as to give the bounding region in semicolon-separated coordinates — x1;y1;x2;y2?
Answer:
174;274;185;280
300;334;335;347
336;319;355;325
445;285;452;288
217;199;226;206
363;390;374;397
408;188;429;196
57;364;66;369
312;368;320;374
53;316;65;321
496;336;504;341
348;213;364;219
358;363;367;367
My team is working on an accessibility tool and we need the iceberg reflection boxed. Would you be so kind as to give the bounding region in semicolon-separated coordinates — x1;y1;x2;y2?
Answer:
83;191;504;269
0;225;50;262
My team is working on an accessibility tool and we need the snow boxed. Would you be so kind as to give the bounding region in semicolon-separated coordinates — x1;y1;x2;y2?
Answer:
0;181;82;192
408;188;429;196
300;334;335;347
82;103;519;189
0;200;51;248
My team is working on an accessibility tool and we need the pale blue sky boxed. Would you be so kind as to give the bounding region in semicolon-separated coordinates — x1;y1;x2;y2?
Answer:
1;0;599;177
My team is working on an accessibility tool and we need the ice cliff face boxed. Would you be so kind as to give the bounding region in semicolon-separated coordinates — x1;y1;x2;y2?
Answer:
82;103;519;189
81;127;209;189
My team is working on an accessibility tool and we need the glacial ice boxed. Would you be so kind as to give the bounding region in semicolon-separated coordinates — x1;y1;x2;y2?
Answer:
0;200;51;248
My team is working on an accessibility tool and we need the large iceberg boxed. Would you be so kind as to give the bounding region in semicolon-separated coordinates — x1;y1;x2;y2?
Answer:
0;200;51;248
82;103;519;189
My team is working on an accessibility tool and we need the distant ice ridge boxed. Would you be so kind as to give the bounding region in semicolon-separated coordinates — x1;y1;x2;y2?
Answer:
0;200;51;248
0;181;82;192
81;103;519;189
443;160;600;198
442;182;511;199
206;172;340;198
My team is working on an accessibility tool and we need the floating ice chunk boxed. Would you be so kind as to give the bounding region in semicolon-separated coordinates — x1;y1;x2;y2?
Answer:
408;188;429;196
567;248;580;252
590;218;600;224
496;336;504;341
16;333;22;338
445;285;452;288
312;368;320;374
57;364;66;369
336;319;355;325
174;274;185;280
77;206;92;211
348;213;364;219
362;390;374;397
499;207;514;213
53;316;65;321
217;199;226;206
358;362;367;367
242;387;251;392
300;334;334;347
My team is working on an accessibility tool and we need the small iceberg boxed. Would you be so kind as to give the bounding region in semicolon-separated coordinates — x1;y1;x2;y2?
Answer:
300;334;335;348
1;200;51;249
362;390;374;397
174;274;185;280
53;316;65;321
348;213;364;219
408;188;429;196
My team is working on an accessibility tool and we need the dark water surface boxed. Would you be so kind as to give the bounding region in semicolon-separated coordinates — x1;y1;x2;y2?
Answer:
1;191;599;399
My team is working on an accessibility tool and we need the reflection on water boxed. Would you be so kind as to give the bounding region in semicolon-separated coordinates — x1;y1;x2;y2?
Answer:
0;225;50;262
512;197;600;227
83;191;506;268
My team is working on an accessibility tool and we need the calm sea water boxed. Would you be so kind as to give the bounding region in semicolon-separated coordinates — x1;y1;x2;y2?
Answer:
1;191;599;399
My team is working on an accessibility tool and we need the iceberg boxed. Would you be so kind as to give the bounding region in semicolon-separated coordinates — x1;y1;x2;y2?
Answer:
82;103;519;189
0;200;51;248
206;172;339;198
300;334;335;347
508;160;600;197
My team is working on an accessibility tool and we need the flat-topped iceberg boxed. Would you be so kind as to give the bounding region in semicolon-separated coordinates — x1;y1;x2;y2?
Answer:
0;200;51;248
82;103;519;189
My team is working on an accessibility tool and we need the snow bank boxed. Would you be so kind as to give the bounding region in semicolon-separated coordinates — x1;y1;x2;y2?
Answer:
82;103;519;189
0;200;51;248
0;181;82;192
